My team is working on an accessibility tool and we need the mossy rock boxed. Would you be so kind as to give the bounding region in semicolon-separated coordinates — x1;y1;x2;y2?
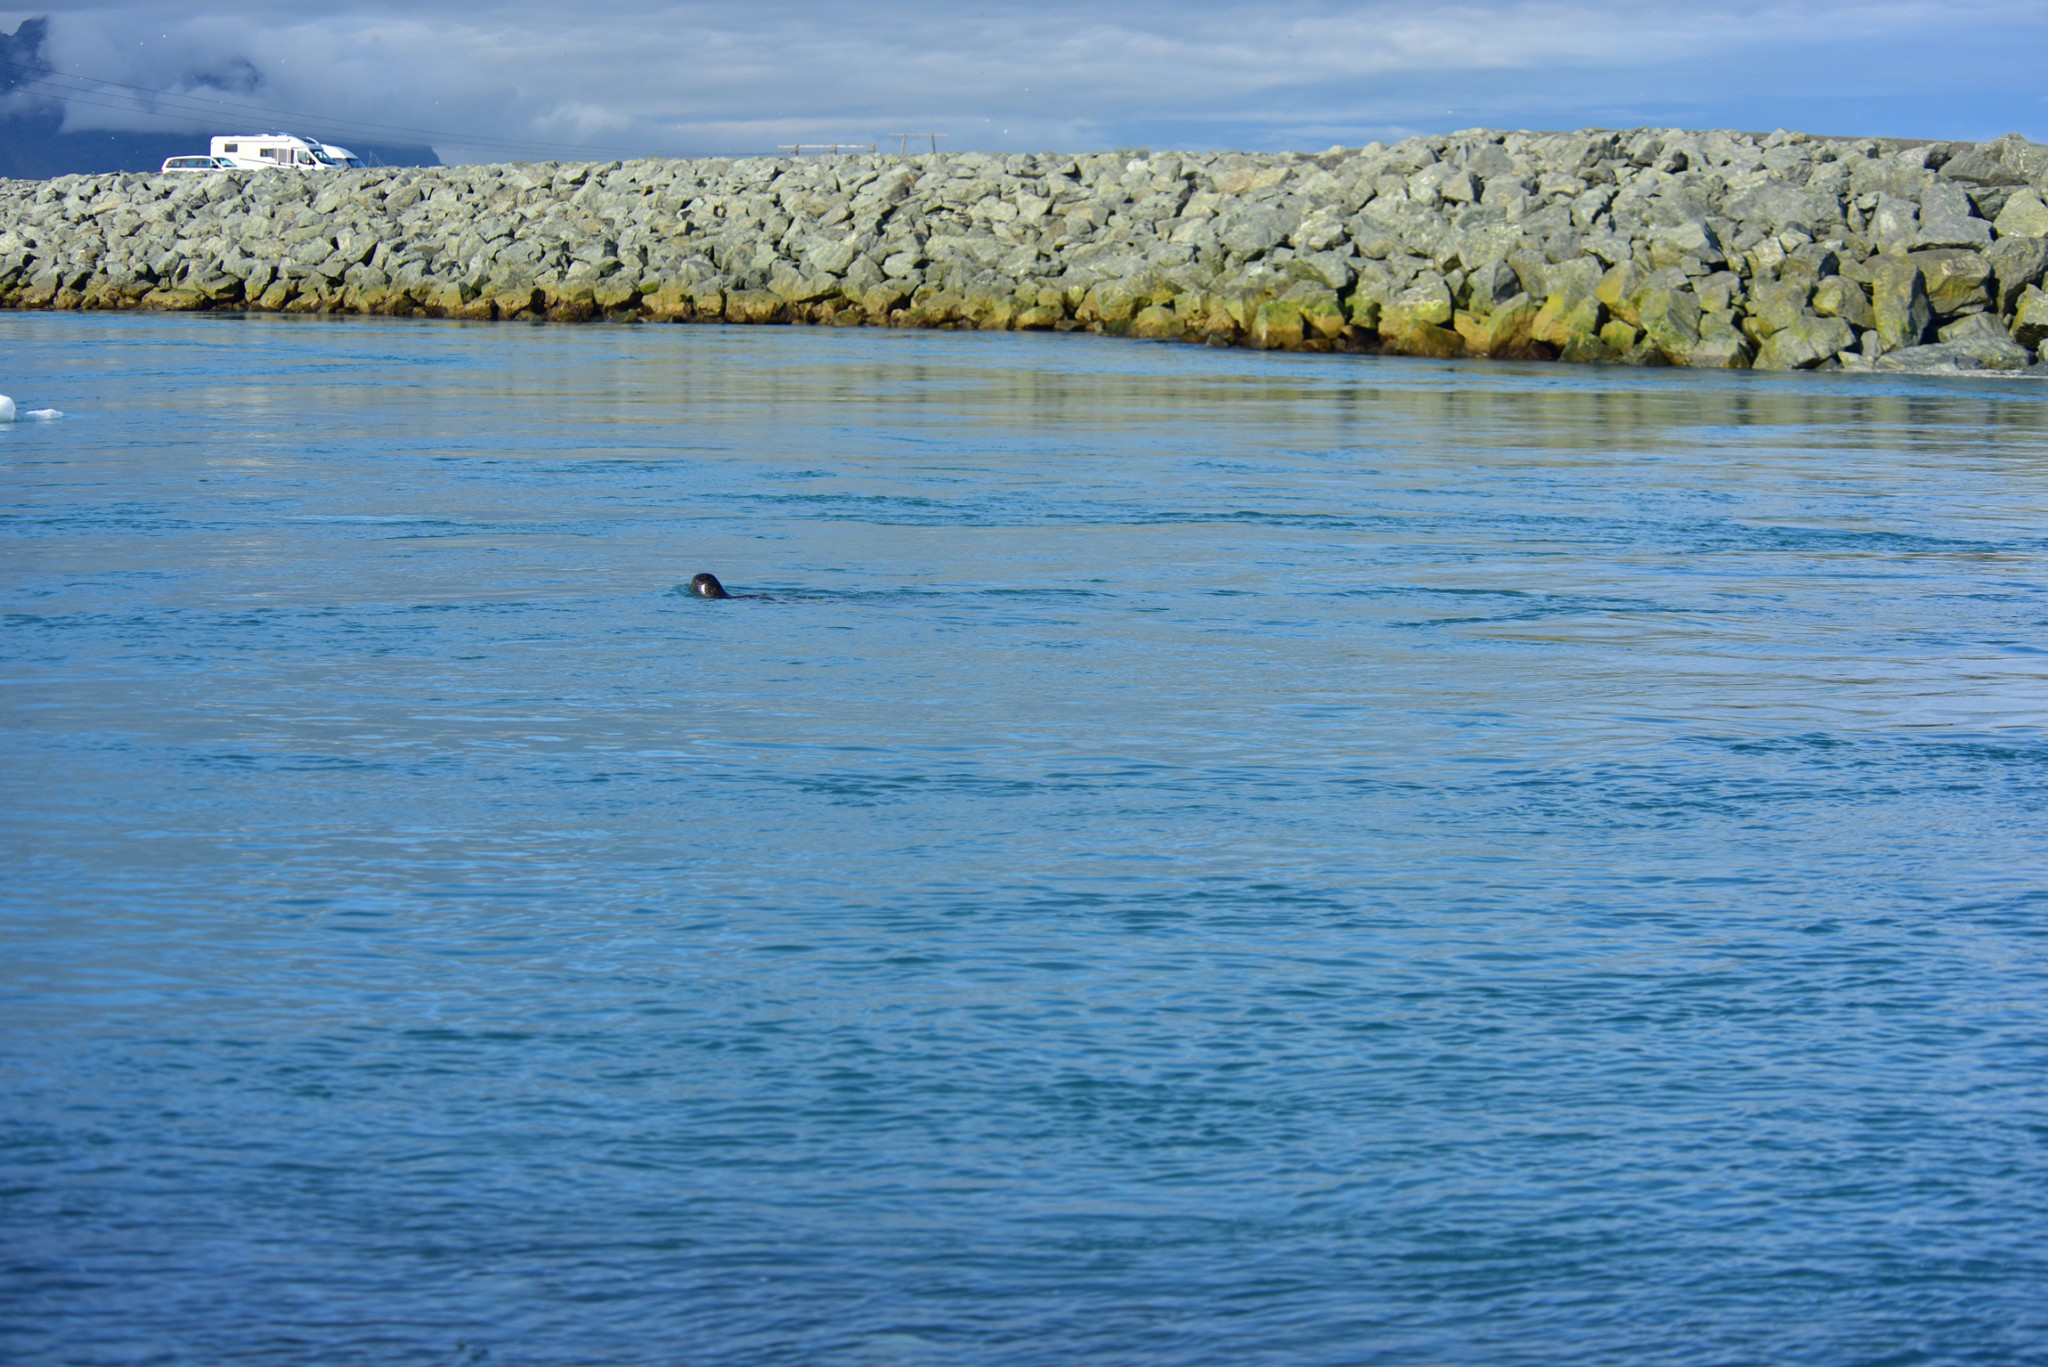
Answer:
1906;248;1991;318
446;289;496;321
78;284;130;310
1380;278;1453;334
965;294;1020;330
1131;304;1182;340
1079;282;1145;326
859;283;913;319
1251;297;1306;349
1683;314;1754;368
1598;319;1641;352
1634;279;1703;358
1685;333;1754;368
768;265;839;304
489;282;542;318
1993;189;2048;239
1531;286;1604;350
1180;295;1239;343
545;283;600;322
1594;262;1650;325
725;290;788;324
1746;280;1813;337
902;287;967;327
686;284;731;319
139;287;210;311
639;283;695;321
2012;287;2048;350
1811;277;1873;330
1454;294;1541;358
1559;333;1623;363
1295;288;1347;341
1382;321;1464;359
1753;312;1854;369
1865;255;1933;350
593;277;642;312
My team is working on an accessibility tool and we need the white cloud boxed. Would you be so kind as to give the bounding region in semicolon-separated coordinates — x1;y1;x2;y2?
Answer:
10;1;2046;161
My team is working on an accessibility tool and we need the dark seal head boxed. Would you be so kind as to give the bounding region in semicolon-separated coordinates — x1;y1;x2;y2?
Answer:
689;572;731;599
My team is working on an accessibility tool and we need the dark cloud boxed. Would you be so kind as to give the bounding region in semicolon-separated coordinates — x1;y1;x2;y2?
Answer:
7;1;2044;164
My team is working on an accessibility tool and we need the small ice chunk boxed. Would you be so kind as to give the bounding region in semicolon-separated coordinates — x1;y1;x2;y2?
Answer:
0;396;63;421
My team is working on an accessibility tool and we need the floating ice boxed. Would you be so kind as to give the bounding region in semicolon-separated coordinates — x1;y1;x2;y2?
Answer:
0;395;63;421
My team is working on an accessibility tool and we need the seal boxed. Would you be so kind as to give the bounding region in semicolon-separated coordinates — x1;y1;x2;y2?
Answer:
689;572;732;599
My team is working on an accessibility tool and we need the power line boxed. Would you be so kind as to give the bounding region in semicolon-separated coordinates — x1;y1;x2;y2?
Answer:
0;55;669;161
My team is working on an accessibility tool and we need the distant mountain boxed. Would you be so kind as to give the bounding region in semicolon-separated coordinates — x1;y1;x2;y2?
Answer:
1;18;439;178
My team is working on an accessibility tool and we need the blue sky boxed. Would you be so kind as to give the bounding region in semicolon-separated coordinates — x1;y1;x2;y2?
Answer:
4;1;2045;163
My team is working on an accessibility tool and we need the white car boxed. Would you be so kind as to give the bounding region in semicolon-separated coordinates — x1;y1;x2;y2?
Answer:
161;155;237;173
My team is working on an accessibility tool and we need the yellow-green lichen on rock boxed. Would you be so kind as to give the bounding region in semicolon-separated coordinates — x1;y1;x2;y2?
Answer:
3;128;2043;375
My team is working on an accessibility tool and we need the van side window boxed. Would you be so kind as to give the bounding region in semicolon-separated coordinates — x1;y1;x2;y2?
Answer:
222;143;237;153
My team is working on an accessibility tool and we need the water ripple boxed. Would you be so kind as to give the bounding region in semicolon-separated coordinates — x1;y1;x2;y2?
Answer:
2;314;2046;1366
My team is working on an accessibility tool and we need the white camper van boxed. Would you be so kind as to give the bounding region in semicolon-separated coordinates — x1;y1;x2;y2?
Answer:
320;143;367;169
208;133;342;171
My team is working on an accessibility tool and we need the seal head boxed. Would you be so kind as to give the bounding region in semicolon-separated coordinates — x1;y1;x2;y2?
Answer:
690;572;731;599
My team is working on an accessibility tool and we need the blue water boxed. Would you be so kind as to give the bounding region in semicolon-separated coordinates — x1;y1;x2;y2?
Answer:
3;312;2046;1365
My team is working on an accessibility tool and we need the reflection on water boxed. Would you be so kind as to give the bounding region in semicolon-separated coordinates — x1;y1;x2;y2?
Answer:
3;313;2047;1366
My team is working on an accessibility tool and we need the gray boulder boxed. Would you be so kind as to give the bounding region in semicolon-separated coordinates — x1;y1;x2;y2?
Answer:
1215;205;1294;258
1913;182;1991;249
1812;276;1874;329
1907;248;1992;317
1936;312;2012;344
1747;279;1812;336
1865;256;1934;350
1993;190;2048;240
1939;145;2031;189
1755;312;1855;370
1868;195;1920;251
1987;236;2048;314
2012;287;2048;350
1982;133;2048;185
1727;182;1839;237
1875;339;2034;373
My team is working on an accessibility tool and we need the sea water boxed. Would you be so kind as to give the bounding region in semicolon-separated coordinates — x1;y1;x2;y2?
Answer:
2;312;2045;1365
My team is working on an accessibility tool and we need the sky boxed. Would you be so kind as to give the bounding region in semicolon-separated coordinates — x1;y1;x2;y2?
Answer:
3;1;2045;164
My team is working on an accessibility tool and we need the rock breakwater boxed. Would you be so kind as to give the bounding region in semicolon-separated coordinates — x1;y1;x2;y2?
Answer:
6;127;2048;374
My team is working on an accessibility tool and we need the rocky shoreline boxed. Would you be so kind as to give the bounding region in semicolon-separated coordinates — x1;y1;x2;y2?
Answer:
5;127;2048;374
